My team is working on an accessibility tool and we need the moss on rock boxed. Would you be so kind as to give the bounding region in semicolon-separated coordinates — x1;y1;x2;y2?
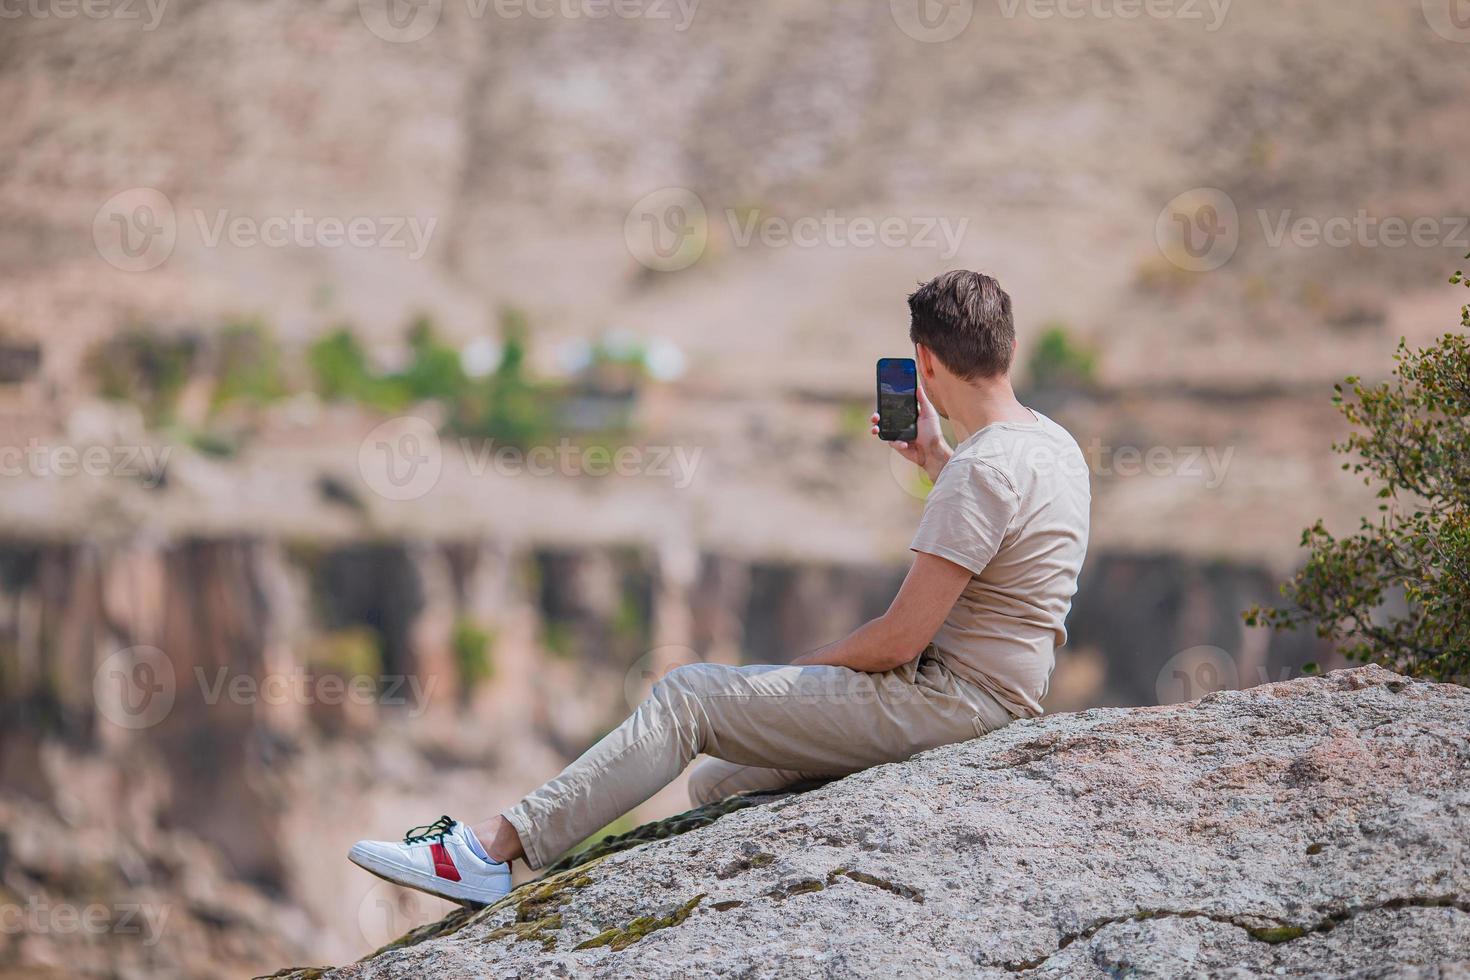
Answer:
542;780;830;874
573;895;706;951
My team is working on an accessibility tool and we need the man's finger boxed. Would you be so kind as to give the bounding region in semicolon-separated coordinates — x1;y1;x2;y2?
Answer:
916;380;937;414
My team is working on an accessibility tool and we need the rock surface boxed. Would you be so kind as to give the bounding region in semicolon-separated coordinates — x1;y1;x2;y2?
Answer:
280;667;1470;978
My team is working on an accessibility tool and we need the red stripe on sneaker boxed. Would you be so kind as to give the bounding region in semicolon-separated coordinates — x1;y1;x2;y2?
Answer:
430;842;461;881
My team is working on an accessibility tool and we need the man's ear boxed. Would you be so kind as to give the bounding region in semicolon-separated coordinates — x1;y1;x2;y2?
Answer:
915;343;938;379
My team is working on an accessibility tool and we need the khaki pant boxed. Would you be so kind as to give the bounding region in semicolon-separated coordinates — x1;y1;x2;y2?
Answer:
503;649;1014;869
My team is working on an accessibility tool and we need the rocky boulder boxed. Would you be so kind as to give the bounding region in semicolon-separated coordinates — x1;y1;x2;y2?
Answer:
274;666;1470;978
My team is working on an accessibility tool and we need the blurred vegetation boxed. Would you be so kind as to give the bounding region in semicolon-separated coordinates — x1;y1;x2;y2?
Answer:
1246;256;1470;683
454;309;561;446
305;626;384;678
90;308;652;454
212;321;289;411
89;329;200;426
452;619;496;699
836;400;873;444
1026;323;1097;390
306;327;403;409
1134;255;1197;296
541;621;574;660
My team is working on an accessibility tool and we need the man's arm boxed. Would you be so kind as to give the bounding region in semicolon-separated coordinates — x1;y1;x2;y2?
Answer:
790;551;971;673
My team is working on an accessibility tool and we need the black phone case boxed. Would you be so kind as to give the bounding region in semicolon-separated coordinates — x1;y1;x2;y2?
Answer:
877;360;918;442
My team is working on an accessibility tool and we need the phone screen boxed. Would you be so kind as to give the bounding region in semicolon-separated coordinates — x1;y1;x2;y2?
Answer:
877;357;918;442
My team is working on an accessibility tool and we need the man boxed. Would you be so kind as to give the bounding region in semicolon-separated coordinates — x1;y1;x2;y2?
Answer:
348;271;1091;904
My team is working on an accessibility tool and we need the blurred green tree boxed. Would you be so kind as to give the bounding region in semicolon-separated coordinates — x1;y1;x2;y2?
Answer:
89;329;199;426
211;320;288;411
1026;324;1096;390
307;327;407;410
457;307;557;447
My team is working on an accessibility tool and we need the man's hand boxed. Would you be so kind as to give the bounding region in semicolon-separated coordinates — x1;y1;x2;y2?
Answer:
870;380;952;482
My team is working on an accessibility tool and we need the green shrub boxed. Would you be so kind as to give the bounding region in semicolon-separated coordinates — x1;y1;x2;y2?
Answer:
1246;257;1470;683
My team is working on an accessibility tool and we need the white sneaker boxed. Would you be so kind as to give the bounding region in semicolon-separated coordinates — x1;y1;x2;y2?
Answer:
349;815;512;907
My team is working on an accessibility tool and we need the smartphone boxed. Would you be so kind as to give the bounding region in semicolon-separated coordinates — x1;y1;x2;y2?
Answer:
876;357;918;442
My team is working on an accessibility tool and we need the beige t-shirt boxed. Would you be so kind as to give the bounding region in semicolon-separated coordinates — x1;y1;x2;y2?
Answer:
910;411;1091;718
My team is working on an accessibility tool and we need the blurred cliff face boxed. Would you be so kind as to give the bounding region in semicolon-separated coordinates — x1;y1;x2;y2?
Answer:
1;0;1467;975
1;0;1467;560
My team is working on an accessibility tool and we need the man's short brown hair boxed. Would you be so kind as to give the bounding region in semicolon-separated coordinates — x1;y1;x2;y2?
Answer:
907;270;1015;379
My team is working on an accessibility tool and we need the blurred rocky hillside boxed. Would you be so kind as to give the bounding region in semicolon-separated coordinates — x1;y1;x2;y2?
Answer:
2;0;1466;975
